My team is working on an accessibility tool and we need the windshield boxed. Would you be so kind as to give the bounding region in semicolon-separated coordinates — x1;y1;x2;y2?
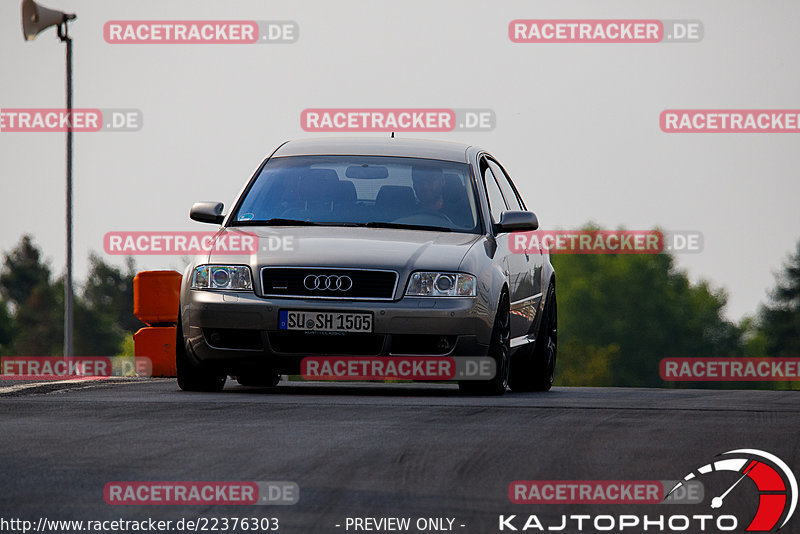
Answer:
230;156;481;233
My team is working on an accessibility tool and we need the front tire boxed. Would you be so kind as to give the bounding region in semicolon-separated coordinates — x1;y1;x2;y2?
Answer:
176;314;227;392
459;290;510;396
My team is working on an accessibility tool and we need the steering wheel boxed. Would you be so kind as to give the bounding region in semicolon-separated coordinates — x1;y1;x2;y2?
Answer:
409;210;455;225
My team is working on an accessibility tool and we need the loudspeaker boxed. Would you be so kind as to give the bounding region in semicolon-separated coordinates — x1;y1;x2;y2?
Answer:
21;0;75;41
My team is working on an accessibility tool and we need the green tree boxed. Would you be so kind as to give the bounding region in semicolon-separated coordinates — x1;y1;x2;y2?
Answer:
0;237;144;357
8;279;63;356
761;240;800;358
738;315;767;357
551;225;741;387
0;236;62;355
74;254;143;355
0;235;50;308
556;341;620;386
0;299;13;356
82;254;143;334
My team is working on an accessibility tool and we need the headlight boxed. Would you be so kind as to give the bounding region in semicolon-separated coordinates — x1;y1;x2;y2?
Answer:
191;265;253;291
405;272;476;297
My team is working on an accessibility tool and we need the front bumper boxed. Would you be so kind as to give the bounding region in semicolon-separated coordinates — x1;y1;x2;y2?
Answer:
180;290;493;374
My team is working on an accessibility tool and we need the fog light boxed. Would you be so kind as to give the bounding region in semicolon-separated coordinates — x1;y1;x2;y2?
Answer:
208;331;222;346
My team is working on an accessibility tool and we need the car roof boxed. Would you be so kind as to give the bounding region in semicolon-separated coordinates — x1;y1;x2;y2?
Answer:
271;137;478;163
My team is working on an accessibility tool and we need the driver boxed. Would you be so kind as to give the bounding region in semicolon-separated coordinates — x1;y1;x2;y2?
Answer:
411;166;445;211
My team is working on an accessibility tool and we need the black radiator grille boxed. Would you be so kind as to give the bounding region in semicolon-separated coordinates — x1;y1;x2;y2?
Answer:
261;268;397;300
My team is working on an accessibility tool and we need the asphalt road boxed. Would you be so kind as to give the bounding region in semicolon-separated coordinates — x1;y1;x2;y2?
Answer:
0;379;798;533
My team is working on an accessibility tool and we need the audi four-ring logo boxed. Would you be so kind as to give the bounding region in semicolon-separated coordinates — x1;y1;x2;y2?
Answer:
304;274;353;291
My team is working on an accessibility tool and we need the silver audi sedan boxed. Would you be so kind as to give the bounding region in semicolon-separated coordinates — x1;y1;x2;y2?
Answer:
178;138;556;395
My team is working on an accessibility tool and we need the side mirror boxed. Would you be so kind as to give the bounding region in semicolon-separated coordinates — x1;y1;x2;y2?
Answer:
496;210;539;232
190;201;225;224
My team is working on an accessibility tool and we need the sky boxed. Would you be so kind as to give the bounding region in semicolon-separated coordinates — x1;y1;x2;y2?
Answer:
1;0;799;321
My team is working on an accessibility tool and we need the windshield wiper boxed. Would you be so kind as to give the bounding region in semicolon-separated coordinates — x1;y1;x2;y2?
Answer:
233;218;368;227
363;222;452;232
232;218;452;232
234;218;322;226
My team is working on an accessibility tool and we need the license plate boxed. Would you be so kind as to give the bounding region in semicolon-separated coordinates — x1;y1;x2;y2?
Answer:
279;310;373;333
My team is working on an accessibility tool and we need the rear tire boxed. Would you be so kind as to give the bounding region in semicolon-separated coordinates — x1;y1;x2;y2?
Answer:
509;282;557;392
459;291;510;396
176;314;227;392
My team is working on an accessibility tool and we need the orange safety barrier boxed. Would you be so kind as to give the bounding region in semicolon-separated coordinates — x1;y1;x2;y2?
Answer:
133;270;182;325
133;270;182;377
134;326;177;377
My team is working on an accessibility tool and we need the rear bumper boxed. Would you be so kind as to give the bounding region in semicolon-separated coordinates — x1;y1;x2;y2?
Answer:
180;290;493;374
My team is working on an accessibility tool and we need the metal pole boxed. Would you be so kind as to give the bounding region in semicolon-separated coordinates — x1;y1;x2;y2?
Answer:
63;23;73;358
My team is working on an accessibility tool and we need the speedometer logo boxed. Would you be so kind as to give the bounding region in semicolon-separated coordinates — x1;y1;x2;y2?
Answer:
666;449;797;531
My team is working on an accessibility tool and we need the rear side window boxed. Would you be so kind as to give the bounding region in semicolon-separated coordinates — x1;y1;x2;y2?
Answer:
481;158;507;223
487;159;524;211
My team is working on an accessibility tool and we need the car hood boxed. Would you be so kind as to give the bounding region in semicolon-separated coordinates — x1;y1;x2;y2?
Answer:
206;226;482;272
